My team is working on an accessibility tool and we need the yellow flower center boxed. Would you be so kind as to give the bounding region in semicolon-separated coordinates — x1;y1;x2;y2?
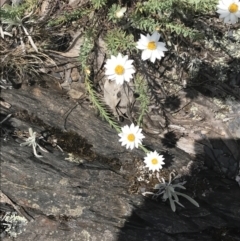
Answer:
228;3;238;13
127;133;135;142
147;41;157;50
151;158;158;165
115;65;125;75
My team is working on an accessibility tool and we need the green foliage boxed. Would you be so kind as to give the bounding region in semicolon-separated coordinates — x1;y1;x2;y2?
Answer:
0;0;37;25
130;0;217;38
107;4;123;23
79;28;121;133
79;30;95;69
131;14;159;32
90;0;108;9
104;29;136;55
135;0;174;13
48;9;91;27
164;22;201;39
76;0;218;156
182;0;218;12
134;0;217;14
135;74;150;126
76;0;216;60
1;6;24;24
144;172;199;212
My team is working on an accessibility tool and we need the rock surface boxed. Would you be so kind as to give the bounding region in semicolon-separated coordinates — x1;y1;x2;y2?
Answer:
1;86;240;241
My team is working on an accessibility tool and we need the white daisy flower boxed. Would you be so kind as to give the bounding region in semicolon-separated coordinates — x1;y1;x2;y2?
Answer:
216;0;240;24
118;123;145;150
136;31;167;63
144;151;165;172
104;53;135;85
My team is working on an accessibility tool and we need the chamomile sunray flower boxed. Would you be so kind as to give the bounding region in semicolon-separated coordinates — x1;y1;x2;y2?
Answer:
104;53;135;85
136;31;167;63
118;123;145;150
216;0;240;24
144;151;165;172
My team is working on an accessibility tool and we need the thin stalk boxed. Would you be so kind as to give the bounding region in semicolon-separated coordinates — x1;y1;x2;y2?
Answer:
84;72;121;133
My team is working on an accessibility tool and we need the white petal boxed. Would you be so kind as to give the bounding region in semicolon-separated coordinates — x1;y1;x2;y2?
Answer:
127;69;136;75
124;76;131;82
105;68;116;75
106;75;116;80
150;31;160;42
122;126;129;132
111;55;117;62
222;0;232;6
123;73;133;81
157;42;167;49
132;124;139;132
118;55;128;65
130;143;135;150
116;53;123;59
105;60;117;69
125;59;134;66
130;123;135;129
104;61;112;68
154;50;162;60
224;15;231;22
230;13;237;23
136;42;147;50
137;37;148;44
150;51;157;63
141;49;152;61
219;12;230;18
123;55;129;61
146;33;151;39
115;75;124;85
217;9;228;14
140;34;149;42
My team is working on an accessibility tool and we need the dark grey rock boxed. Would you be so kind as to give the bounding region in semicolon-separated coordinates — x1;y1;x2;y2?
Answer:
1;86;240;241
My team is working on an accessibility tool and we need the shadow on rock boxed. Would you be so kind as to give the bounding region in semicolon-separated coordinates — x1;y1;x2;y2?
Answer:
117;137;240;241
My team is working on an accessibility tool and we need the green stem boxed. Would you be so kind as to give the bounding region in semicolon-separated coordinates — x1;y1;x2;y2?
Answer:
139;144;149;154
84;73;121;133
84;69;149;155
